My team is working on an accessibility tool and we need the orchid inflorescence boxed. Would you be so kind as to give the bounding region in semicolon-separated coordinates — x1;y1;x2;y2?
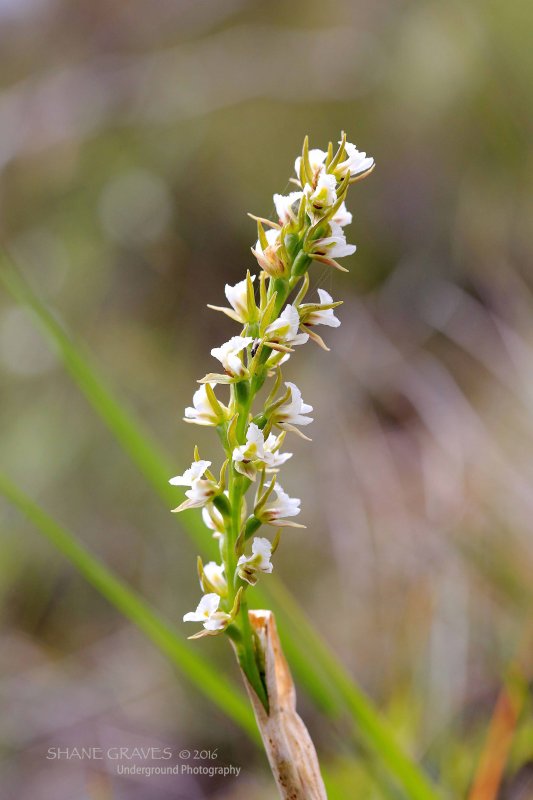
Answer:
170;135;374;707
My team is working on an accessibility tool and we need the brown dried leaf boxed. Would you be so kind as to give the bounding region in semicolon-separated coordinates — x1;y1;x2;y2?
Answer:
238;610;327;800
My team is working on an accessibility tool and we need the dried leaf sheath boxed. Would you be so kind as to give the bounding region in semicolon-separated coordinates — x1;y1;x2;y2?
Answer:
237;610;327;800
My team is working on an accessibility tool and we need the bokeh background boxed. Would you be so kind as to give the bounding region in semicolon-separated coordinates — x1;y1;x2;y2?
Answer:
1;0;532;798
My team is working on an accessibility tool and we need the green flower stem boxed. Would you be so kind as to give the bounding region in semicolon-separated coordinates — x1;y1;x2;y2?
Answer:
226;246;307;711
225;467;239;595
227;380;269;710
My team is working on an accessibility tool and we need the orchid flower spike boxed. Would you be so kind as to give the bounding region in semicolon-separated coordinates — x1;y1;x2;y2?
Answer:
171;132;374;720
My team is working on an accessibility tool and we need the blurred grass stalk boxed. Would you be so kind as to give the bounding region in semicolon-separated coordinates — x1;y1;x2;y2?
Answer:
0;472;259;741
0;256;441;800
468;663;528;800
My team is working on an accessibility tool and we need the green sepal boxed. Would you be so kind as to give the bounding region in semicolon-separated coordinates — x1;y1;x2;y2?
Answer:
259;271;268;310
254;474;277;516
244;515;262;541
257;220;269;251
197;555;227;596
328;131;347;173
246;270;259;323
226;414;239;448
293;273;310;307
229;586;244;619
218;459;229;490
265;367;283;407
259;291;278;336
291;250;312;278
325;140;334;167
264;382;291;416
251;413;267;430
284;232;300;259
301;134;312;184
213;493;231;518
205;382;225;420
271;529;282;554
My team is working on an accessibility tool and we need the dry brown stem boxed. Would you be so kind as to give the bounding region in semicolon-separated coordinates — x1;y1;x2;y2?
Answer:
238;610;327;800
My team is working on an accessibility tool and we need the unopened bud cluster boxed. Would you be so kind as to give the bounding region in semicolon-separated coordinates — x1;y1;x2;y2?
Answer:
170;136;374;665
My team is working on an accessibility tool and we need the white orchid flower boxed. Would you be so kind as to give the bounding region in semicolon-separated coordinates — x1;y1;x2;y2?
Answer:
336;141;374;178
311;222;357;272
263;432;292;470
302;289;341;328
265;304;309;348
202;504;225;537
304;172;337;219
258;486;303;527
169;459;216;512
237;537;274;585
294;148;327;182
226;275;254;322
273;191;303;224
271;382;313;437
252;227;285;277
232;423;292;480
211;335;253;378
169;460;211;487
183;593;231;632
203;562;227;595
331;201;352;228
207;275;256;324
202;491;245;537
232;422;265;479
184;383;226;426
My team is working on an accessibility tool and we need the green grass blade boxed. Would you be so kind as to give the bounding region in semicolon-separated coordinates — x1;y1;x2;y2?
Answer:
0;257;202;548
0;257;441;798
0;473;258;743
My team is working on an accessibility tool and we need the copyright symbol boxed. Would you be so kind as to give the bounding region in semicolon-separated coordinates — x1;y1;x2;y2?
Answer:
179;750;190;760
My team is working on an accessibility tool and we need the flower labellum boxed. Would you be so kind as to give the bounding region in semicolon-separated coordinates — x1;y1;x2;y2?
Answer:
183;593;231;633
257;486;303;528
271;382;313;437
265;304;309;349
169;459;217;512
233;423;292;480
211;336;253;378
252;227;286;277
237;537;274;585
202;562;227;595
273;191;303;224
184;384;226;426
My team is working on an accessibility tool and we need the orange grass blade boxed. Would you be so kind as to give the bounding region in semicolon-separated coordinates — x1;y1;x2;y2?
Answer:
468;671;526;800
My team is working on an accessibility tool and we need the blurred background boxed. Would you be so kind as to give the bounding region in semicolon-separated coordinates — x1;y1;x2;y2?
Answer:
1;0;532;797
